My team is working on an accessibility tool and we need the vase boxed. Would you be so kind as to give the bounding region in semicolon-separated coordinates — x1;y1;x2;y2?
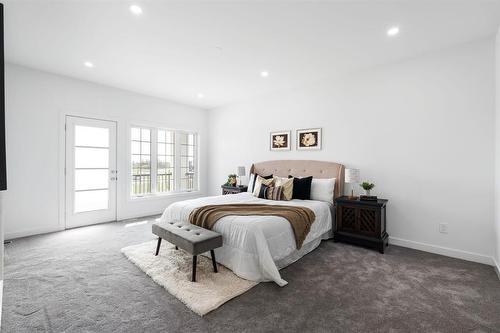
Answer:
365;189;371;196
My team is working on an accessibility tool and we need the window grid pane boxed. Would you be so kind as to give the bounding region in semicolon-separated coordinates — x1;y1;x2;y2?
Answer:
75;126;109;148
74;190;109;213
179;132;196;191
131;127;151;196
157;129;175;193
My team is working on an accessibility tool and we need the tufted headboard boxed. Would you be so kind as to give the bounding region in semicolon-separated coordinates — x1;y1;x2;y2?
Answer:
249;160;345;200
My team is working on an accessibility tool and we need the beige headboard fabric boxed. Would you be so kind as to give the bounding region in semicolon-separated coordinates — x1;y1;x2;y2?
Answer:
249;160;345;200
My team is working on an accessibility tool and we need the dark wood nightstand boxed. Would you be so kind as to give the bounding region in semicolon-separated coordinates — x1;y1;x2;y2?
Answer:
221;185;248;195
334;196;389;253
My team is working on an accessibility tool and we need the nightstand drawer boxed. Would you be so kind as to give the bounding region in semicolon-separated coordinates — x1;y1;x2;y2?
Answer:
338;205;380;237
359;207;381;237
338;205;357;232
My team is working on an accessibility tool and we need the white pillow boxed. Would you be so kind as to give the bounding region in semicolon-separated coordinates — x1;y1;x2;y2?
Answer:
310;178;336;203
247;173;256;192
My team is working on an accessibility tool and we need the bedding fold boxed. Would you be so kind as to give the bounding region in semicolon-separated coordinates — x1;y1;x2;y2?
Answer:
188;204;315;249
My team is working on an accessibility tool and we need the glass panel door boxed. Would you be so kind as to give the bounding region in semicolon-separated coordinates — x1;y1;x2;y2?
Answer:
65;116;117;228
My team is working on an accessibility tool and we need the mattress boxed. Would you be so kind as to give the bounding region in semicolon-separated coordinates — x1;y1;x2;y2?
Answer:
159;192;334;286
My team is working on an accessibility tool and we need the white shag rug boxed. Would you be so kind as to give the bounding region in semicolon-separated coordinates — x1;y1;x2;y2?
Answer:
121;240;258;316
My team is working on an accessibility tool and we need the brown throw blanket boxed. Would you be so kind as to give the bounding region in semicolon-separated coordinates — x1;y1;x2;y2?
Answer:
188;204;316;249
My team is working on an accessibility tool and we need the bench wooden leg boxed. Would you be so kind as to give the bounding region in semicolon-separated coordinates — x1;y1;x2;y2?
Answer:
192;255;197;282
210;250;218;273
155;237;162;256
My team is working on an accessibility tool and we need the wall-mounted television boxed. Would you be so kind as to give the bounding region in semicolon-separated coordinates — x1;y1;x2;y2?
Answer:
0;3;6;191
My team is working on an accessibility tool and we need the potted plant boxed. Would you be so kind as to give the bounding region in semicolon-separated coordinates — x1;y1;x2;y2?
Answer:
225;174;237;187
360;182;375;196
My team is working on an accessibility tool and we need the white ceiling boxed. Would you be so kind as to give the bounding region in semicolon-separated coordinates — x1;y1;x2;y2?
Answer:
4;1;500;109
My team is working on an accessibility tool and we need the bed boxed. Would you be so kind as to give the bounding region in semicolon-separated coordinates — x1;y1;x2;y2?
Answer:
159;160;345;286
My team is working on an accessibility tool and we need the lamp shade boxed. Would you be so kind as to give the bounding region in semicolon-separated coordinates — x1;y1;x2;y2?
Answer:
345;168;360;183
237;166;246;177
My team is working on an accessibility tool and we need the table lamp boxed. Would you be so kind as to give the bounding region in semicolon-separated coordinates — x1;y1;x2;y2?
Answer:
345;168;360;199
237;166;246;187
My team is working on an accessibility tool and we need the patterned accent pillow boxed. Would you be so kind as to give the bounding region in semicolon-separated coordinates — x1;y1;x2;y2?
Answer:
253;175;275;197
257;184;284;201
266;185;284;201
274;176;293;200
249;173;273;193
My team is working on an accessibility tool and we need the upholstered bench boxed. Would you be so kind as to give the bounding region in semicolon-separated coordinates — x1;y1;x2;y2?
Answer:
152;221;223;282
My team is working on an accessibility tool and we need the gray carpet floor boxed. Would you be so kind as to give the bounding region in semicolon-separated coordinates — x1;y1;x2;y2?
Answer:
2;216;500;333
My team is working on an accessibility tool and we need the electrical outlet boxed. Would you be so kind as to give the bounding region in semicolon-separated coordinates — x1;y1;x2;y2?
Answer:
439;223;448;234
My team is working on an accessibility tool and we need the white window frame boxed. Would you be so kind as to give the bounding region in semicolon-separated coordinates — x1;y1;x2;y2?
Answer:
176;130;199;193
129;125;199;199
130;127;153;196
156;128;176;194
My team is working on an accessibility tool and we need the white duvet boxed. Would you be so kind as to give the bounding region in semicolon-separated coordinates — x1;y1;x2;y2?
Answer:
159;192;333;286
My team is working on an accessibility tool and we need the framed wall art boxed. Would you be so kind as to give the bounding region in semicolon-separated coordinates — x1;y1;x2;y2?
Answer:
296;128;322;150
270;131;291;151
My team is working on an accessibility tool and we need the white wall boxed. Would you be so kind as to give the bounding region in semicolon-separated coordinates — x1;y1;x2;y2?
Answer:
208;38;496;265
495;28;500;275
4;64;208;239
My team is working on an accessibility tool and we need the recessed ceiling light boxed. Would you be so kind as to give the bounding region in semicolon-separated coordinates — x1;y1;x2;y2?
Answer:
84;61;94;68
387;26;400;37
260;71;269;78
129;5;143;15
197;93;205;99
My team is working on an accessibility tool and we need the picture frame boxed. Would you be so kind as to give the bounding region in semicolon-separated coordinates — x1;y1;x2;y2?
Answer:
270;130;291;151
296;128;322;150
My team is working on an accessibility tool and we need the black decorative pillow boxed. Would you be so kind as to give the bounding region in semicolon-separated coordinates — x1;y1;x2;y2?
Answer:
258;184;269;199
251;173;273;193
288;175;313;200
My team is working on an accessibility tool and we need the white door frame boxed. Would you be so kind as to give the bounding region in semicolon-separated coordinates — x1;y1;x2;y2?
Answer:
64;115;118;229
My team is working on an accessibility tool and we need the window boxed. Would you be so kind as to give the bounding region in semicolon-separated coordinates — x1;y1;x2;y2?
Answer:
157;129;175;193
131;128;151;195
131;126;197;197
180;132;196;191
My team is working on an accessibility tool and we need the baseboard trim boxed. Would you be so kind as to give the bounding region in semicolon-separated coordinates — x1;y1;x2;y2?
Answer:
0;280;3;327
117;210;164;222
389;236;495;266
494;259;500;281
5;212;164;240
5;226;64;241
